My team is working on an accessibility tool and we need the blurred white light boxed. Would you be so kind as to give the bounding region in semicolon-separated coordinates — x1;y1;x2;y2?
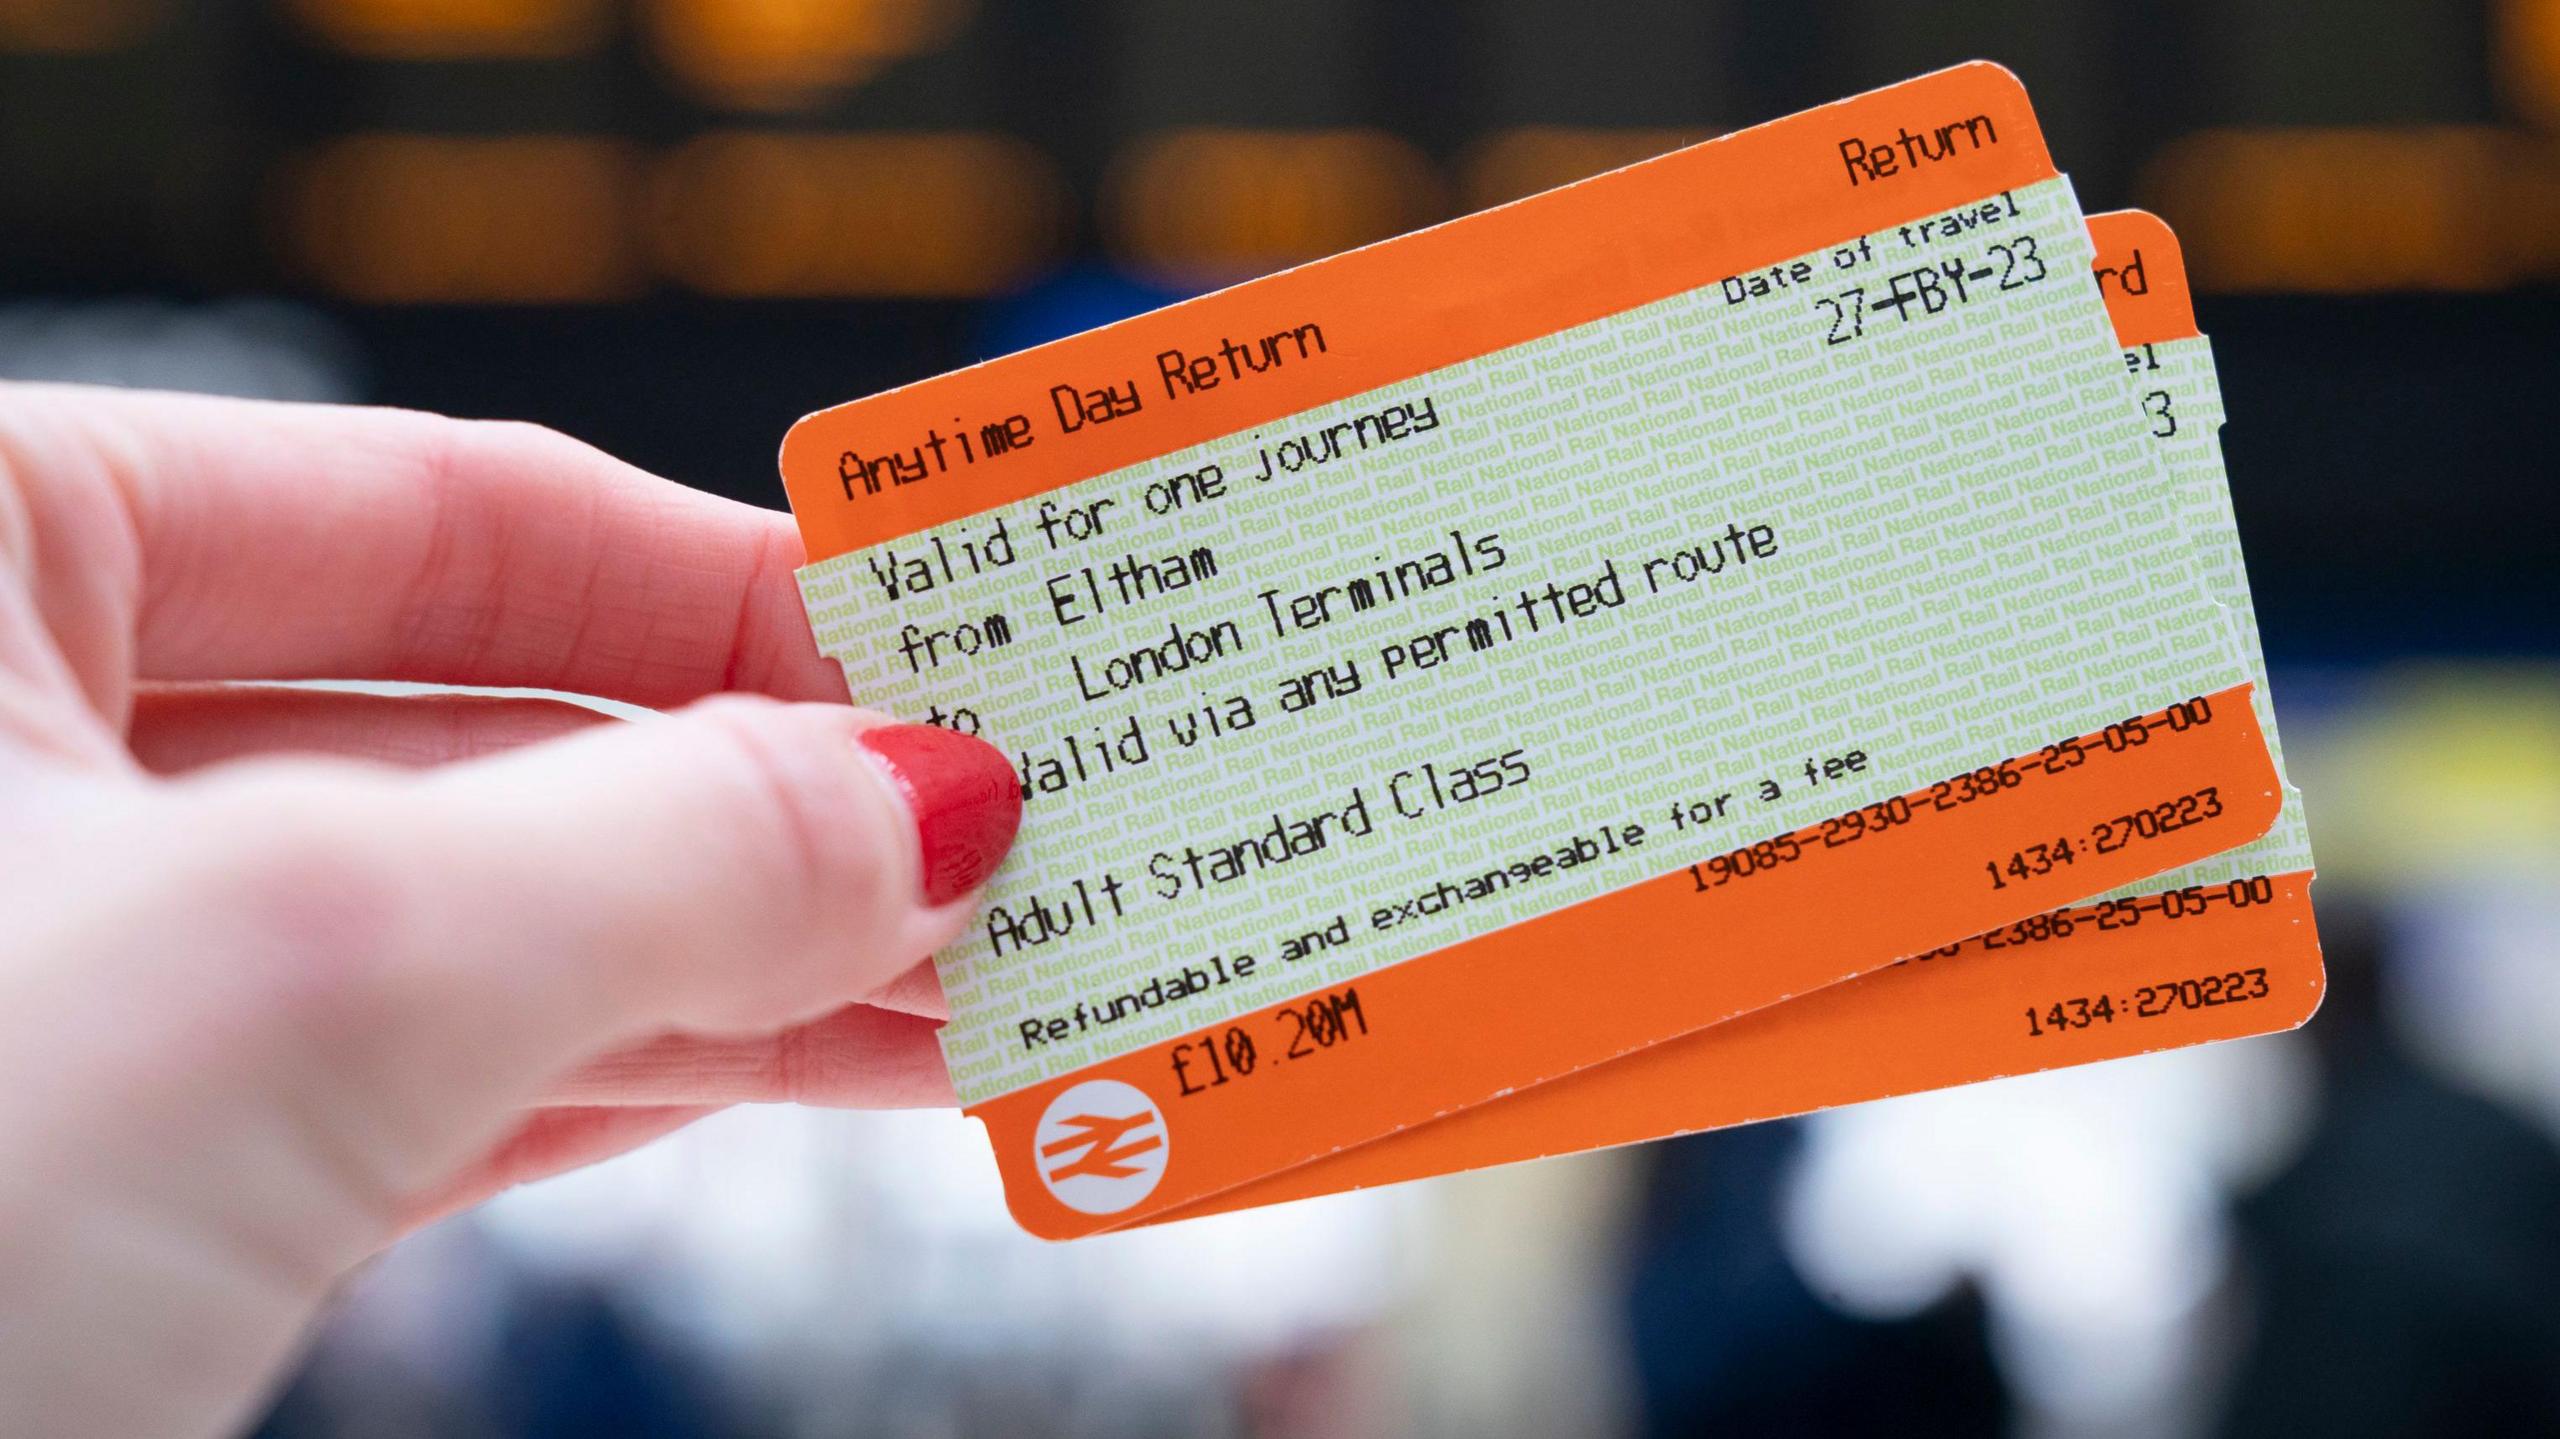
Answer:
1778;1036;2315;1433
2390;876;2560;1140
475;1103;1419;1396
0;298;364;401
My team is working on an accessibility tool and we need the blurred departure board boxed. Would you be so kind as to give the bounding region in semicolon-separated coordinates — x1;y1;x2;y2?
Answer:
0;0;2548;300
2;0;2555;658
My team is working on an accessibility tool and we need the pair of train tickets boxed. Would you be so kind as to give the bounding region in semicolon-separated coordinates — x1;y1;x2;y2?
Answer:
779;63;2321;1239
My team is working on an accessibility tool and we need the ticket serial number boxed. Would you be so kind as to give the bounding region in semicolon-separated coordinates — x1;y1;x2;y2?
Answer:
1684;696;2224;896
2024;965;2273;1038
1981;785;2224;890
1947;874;2280;957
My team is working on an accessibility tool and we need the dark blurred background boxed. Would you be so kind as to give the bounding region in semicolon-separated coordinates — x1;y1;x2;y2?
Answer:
6;0;2558;657
6;3;2558;1437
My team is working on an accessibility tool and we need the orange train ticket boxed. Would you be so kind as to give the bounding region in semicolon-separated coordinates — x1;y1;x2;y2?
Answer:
779;65;2282;1236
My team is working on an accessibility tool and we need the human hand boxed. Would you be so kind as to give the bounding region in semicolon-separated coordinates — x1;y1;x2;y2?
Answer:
0;383;1019;1437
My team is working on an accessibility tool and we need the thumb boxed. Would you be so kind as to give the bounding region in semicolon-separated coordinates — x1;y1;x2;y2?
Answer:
408;699;1018;1042
80;700;1019;1209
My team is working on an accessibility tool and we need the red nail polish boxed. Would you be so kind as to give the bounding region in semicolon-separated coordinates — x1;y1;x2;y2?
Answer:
858;724;1023;905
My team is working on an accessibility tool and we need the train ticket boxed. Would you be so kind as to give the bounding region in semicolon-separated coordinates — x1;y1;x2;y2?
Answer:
779;65;2282;1235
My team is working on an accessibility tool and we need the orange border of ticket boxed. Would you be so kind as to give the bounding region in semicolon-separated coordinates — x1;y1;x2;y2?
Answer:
980;688;2278;1237
1155;873;2320;1223
783;62;2058;562
2093;209;2198;348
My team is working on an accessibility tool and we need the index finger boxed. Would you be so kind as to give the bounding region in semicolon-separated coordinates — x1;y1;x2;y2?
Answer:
8;383;846;707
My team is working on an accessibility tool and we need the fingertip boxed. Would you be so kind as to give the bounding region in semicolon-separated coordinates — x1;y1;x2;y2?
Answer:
852;724;1023;907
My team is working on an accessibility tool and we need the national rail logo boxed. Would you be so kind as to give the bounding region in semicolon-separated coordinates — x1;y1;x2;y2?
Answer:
1033;1078;1171;1214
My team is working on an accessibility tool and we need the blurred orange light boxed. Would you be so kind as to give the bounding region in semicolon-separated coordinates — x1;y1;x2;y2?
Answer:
0;0;159;52
285;134;641;303
648;131;1063;298
2141;126;2560;292
645;0;969;113
2499;0;2560;128
1106;129;1447;287
286;0;604;59
1461;127;1711;212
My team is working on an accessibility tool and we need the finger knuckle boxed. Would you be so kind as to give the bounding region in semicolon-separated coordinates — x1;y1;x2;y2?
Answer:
688;699;899;944
457;416;574;460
